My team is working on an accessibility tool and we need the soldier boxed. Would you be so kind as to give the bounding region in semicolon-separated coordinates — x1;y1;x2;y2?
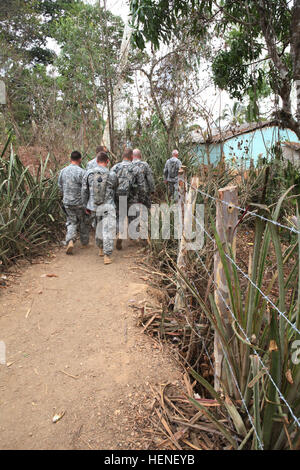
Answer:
131;148;155;243
86;145;108;171
132;148;155;209
163;149;182;202
111;148;145;250
81;151;117;265
58;150;89;254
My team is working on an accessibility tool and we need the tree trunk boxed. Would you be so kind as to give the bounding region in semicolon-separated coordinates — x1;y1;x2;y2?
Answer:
291;0;300;123
102;20;132;151
258;0;300;138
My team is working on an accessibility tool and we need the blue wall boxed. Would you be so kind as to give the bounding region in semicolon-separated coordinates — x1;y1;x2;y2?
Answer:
195;126;300;168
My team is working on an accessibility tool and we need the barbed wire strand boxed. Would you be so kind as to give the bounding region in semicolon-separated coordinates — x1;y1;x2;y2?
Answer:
183;297;264;449
186;182;300;235
191;213;300;336
188;216;300;428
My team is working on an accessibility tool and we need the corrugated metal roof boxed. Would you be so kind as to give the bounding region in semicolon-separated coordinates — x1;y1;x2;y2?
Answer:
191;120;280;144
282;141;300;150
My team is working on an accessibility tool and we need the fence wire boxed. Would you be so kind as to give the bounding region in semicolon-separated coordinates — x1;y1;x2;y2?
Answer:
187;182;300;235
175;179;300;445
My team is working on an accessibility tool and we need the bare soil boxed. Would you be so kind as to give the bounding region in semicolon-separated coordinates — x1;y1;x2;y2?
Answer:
0;241;180;450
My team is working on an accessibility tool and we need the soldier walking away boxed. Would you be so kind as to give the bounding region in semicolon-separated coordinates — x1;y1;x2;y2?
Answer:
86;145;108;171
58;151;89;255
82;152;117;265
132;148;155;209
163;149;182;202
86;145;109;232
132;148;155;244
111;148;145;250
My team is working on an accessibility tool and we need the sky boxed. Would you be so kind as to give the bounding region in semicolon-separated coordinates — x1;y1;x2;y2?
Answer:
46;1;234;129
52;1;297;131
85;0;130;20
83;1;243;129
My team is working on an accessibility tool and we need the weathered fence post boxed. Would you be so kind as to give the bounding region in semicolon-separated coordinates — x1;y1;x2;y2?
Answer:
174;166;186;312
174;173;200;312
177;165;186;218
214;185;238;393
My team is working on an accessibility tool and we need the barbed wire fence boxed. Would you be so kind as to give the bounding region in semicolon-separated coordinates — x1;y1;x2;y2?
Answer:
173;167;300;449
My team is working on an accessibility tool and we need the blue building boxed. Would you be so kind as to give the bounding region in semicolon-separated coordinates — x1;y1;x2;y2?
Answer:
191;121;300;169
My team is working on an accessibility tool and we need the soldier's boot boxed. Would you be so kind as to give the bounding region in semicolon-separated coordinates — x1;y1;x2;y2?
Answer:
104;255;112;265
116;237;122;250
66;240;74;255
98;248;104;257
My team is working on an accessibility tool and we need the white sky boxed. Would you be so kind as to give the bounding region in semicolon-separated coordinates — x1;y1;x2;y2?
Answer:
51;1;295;131
83;1;240;129
85;0;129;20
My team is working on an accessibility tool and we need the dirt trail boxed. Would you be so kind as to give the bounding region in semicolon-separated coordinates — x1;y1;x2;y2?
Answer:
0;241;179;450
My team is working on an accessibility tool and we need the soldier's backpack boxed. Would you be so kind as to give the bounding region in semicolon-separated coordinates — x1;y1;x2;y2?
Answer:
116;164;134;197
136;161;146;176
93;171;109;205
168;159;179;179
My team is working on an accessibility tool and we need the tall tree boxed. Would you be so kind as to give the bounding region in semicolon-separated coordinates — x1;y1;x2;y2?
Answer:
0;0;76;143
0;0;75;66
138;41;207;151
130;0;300;139
53;1;125;151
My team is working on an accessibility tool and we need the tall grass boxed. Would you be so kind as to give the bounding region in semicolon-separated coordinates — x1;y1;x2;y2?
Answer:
177;188;300;449
134;125;198;201
0;135;64;266
144;151;300;449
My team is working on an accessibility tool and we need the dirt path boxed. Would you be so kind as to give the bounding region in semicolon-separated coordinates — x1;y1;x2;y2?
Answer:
0;241;179;450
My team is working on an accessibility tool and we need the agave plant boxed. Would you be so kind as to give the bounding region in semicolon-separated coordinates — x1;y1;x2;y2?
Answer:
0;135;64;266
175;186;300;450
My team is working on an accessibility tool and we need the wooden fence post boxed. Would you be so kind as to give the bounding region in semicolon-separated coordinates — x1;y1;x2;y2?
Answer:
214;185;238;393
174;174;200;312
177;166;186;216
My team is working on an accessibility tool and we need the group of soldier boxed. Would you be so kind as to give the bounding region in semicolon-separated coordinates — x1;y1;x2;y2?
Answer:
58;146;182;265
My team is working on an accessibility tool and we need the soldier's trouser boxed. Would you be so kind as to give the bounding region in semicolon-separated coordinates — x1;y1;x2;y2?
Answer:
116;197;128;238
116;197;149;239
167;181;179;202
128;199;149;240
90;213;96;230
94;208;116;256
64;205;90;245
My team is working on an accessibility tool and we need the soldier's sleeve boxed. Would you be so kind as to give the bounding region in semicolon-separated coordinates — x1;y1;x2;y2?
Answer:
111;163;118;174
108;171;118;204
145;163;155;193
178;159;182;170
113;172;118;191
81;171;90;208
163;160;169;180
58;169;64;196
78;167;85;183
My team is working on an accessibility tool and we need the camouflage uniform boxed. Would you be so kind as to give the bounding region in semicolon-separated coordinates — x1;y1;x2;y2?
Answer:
86;158;98;172
58;164;90;245
163;157;182;202
131;159;155;239
111;160;146;238
84;158;98;230
82;166;117;255
131;159;155;208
